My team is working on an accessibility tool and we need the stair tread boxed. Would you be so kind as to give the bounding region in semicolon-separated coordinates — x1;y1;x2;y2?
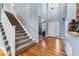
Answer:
16;35;29;40
16;29;23;30
0;22;2;24
0;28;4;31
16;38;31;45
16;27;22;28
16;30;25;33
0;25;3;28
1;31;4;32
15;37;28;41
4;39;8;42
16;39;32;47
2;31;5;35
16;33;27;36
2;35;6;37
16;28;23;29
16;29;24;31
4;40;8;45
16;40;33;52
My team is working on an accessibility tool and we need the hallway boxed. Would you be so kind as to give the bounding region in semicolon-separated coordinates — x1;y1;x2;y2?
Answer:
16;36;67;56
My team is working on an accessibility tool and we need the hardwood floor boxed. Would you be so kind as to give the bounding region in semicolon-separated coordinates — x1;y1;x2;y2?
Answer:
16;36;67;56
0;48;5;56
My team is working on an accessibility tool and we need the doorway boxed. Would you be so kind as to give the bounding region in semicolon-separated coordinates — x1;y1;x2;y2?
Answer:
38;18;60;39
38;18;47;39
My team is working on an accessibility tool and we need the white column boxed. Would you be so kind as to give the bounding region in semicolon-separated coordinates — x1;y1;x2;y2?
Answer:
11;26;16;56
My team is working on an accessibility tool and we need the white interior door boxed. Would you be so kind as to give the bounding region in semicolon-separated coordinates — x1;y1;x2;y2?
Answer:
48;21;59;37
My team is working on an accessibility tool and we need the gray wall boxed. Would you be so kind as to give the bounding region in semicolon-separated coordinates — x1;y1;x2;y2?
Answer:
59;3;67;37
43;3;66;37
38;3;67;37
4;3;67;40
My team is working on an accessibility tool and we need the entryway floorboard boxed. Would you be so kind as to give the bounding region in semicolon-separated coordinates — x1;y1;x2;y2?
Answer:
17;36;67;56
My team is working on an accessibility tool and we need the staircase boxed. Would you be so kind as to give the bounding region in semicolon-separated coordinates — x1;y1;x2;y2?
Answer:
4;11;34;55
0;22;11;56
